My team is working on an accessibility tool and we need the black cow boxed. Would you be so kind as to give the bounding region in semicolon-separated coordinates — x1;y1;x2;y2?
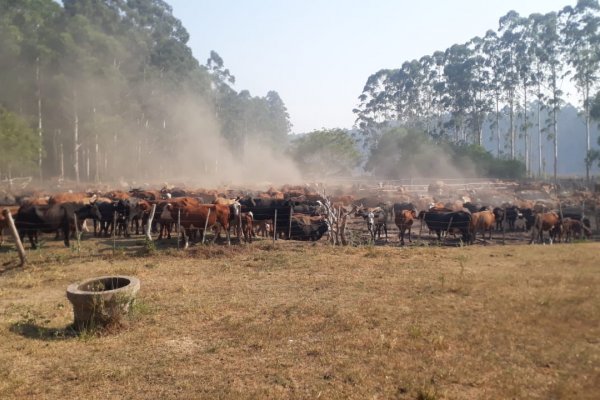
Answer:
116;197;150;237
16;202;101;249
505;206;519;230
492;207;504;231
239;197;293;239
289;215;328;241
94;200;118;237
418;210;472;243
290;200;322;216
519;208;536;231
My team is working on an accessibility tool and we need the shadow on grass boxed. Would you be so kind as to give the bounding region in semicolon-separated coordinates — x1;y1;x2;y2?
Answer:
10;322;78;341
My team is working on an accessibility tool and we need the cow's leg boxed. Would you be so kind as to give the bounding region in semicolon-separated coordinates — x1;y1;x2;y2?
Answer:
28;231;38;249
184;228;190;249
408;226;412;243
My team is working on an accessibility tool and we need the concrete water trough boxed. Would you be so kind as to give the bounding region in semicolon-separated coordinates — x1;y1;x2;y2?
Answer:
66;275;140;330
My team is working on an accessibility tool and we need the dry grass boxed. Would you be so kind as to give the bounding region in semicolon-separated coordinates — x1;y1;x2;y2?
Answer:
0;238;599;399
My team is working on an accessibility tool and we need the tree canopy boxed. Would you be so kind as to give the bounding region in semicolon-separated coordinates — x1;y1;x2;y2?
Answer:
355;0;600;181
0;0;291;182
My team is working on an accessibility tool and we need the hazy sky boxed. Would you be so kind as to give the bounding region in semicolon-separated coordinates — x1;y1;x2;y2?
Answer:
168;0;577;134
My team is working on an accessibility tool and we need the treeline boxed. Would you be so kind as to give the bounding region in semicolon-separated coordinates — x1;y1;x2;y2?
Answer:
354;0;600;181
0;0;291;182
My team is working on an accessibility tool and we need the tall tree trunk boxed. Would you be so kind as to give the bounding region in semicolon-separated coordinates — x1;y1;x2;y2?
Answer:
86;148;90;181
36;57;43;180
584;83;590;183
73;90;80;184
523;87;529;176
509;95;515;160
553;107;558;186
95;133;99;183
59;142;64;180
537;84;543;178
496;94;500;157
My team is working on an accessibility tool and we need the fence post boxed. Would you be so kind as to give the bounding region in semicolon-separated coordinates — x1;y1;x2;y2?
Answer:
145;203;157;241
73;213;81;254
273;209;278;244
288;206;293;240
177;208;181;250
202;208;211;245
112;210;116;255
2;209;26;266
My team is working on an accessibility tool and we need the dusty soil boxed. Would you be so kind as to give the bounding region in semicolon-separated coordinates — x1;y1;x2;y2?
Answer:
0;235;598;399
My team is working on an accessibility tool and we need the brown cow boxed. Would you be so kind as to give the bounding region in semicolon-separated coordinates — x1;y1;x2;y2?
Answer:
561;217;592;242
530;211;561;244
156;197;201;240
240;212;254;243
167;203;231;248
470;210;495;244
395;209;416;245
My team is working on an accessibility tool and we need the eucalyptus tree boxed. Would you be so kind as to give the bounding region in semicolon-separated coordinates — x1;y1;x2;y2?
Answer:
498;10;524;160
442;43;477;142
467;36;493;146
536;12;567;184
482;30;504;156
561;0;600;182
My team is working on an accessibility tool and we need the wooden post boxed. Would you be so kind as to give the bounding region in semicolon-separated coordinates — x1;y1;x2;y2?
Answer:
444;216;454;243
273;209;278;244
502;208;506;245
238;210;243;244
288;206;293;240
2;209;26;266
73;213;80;254
145;203;157;241
417;213;424;245
112;210;116;255
202;208;211;245
177;208;181;250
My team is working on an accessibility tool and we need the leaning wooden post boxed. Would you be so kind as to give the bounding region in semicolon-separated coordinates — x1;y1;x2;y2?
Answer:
202;208;211;245
273;209;278;244
288;206;293;240
145;203;157;241
2;209;26;266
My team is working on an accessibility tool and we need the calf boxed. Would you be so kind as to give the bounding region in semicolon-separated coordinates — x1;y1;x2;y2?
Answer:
561;217;592;242
357;207;388;242
395;209;416;245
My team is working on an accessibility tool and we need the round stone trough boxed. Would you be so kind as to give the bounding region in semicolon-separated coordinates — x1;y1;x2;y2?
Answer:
66;275;140;330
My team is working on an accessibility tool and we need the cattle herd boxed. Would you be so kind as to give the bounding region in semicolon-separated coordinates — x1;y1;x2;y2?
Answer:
0;181;598;251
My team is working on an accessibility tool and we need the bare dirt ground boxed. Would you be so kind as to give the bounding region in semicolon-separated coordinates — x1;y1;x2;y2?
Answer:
0;234;599;400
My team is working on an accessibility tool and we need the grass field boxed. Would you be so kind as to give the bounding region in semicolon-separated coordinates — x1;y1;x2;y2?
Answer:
0;238;599;399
